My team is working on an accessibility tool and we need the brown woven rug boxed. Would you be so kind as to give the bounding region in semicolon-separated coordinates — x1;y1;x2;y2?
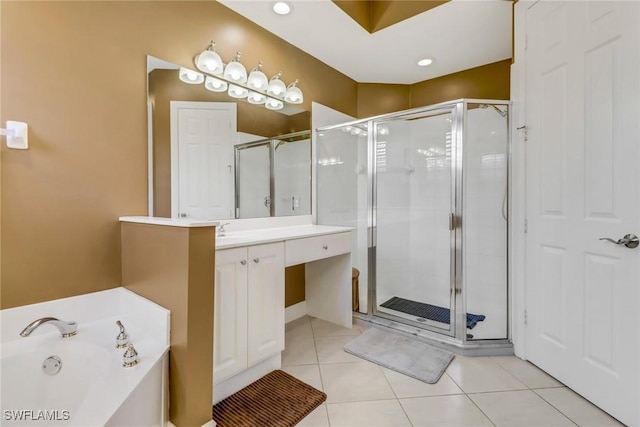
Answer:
212;370;327;427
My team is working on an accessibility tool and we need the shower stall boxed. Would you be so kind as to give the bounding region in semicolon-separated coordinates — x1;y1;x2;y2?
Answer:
316;99;510;351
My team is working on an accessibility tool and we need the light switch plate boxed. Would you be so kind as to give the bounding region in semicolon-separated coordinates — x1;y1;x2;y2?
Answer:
6;121;28;149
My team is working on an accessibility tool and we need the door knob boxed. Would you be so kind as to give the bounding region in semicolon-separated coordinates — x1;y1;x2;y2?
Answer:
180;212;187;218
599;234;639;249
253;258;260;263
240;260;247;266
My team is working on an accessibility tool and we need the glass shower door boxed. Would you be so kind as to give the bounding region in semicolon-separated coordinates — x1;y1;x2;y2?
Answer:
373;108;457;335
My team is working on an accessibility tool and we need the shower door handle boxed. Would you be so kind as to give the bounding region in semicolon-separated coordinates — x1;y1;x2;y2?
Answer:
448;213;455;231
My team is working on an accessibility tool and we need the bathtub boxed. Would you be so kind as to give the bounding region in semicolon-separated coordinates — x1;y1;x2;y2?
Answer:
0;288;170;426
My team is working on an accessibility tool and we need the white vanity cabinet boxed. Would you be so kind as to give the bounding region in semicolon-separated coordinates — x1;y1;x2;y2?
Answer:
213;242;284;384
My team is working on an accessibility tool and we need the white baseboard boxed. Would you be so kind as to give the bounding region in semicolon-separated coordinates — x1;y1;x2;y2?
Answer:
285;300;308;323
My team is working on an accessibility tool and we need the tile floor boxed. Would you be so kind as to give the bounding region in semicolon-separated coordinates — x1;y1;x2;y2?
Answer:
283;316;624;427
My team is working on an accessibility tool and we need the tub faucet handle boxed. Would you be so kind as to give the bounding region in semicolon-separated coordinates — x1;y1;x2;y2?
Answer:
115;320;129;349
122;344;138;368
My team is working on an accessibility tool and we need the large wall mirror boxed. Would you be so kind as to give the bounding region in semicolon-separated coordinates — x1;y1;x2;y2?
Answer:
147;55;311;220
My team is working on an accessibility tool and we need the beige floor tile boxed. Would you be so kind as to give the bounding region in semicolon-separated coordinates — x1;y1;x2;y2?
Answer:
327;400;412;427
282;364;324;392
535;387;624;427
446;355;528;393
311;317;363;337
296;403;329;427
400;395;494;426
282;336;318;366
320;362;395;403
286;316;314;340
491;356;564;389
382;368;464;398
315;336;362;364
470;390;575;426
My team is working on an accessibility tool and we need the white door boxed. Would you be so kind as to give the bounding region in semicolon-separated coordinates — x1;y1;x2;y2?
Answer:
524;2;639;425
247;242;285;366
213;248;248;383
171;101;236;219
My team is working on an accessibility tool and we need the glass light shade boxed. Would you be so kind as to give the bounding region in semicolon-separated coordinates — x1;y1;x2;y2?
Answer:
223;58;247;83
179;67;204;84
247;65;268;90
247;91;267;104
284;81;303;104
265;97;284;110
228;84;248;99
195;51;223;74
267;76;286;97
204;76;228;92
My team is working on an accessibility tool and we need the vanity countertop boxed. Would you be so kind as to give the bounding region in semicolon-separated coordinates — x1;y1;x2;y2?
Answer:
119;216;220;228
215;224;353;249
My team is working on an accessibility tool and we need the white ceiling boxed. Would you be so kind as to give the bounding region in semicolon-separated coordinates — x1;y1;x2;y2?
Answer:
217;0;513;85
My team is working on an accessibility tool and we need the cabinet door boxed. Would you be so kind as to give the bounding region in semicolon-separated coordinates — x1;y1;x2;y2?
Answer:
214;247;248;383
247;242;285;366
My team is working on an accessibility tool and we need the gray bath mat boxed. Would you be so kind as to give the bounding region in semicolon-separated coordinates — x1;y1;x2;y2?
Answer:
344;327;454;384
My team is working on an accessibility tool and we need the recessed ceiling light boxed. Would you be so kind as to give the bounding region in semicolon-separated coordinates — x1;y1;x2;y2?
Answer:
417;58;434;67
273;2;291;15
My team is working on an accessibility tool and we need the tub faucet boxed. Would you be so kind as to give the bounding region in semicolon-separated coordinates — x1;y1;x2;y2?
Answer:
20;317;78;338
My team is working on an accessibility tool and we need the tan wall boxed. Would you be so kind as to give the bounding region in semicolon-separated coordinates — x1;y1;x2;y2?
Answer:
333;0;447;33
285;264;306;307
0;1;357;309
410;59;511;107
357;83;411;118
121;223;215;427
149;69;311;217
356;59;511;118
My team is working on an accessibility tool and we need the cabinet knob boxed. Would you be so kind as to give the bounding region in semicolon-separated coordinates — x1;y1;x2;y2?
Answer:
322;245;328;250
253;258;260;263
240;260;247;266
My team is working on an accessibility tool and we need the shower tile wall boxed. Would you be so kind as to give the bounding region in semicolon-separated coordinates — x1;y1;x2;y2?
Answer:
316;129;369;311
464;107;508;339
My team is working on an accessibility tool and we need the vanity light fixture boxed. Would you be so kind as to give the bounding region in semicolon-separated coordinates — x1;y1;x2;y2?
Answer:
247;63;269;90
265;97;284;110
267;72;287;97
223;52;248;83
417;57;434;67
248;91;267;104
205;76;228;92
195;41;224;74
181;41;304;111
273;1;291;15
284;79;303;104
179;67;205;84
228;84;249;99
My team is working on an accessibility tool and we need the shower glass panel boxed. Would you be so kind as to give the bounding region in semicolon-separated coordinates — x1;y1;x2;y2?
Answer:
315;99;510;349
236;142;271;218
464;103;508;340
373;109;456;335
316;125;369;312
274;137;311;216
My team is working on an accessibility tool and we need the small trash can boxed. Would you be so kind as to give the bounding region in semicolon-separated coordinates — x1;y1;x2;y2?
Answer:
351;267;360;312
